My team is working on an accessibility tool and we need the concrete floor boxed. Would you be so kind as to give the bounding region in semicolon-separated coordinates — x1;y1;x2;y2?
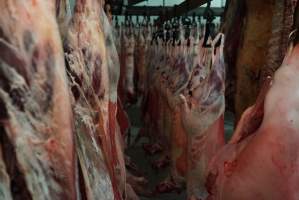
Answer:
126;104;235;200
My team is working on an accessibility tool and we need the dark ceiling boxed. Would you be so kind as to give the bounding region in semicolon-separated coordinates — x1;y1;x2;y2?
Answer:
106;0;223;16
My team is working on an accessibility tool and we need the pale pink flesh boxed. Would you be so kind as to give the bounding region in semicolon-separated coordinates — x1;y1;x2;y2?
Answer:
63;0;121;199
180;35;225;199
0;1;75;199
206;44;299;200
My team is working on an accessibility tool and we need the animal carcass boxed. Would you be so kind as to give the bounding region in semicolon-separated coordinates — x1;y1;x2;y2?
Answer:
206;42;299;200
63;0;122;199
0;1;76;199
180;34;226;199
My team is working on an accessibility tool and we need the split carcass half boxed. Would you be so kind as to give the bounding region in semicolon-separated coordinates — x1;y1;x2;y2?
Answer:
123;27;136;104
154;39;197;192
180;33;226;199
134;27;146;95
0;1;76;199
166;43;195;179
63;0;123;199
102;9;127;199
205;41;299;200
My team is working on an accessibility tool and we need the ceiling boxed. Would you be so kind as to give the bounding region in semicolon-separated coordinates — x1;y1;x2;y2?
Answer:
107;0;225;17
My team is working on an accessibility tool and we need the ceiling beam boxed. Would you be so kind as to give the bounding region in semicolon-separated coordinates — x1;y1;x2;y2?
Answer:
114;6;223;17
156;0;211;24
128;0;145;5
107;0;145;13
125;6;169;16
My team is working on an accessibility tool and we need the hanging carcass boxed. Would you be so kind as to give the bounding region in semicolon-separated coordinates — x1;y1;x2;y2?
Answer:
180;33;226;199
62;0;123;199
205;38;299;200
0;1;76;199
